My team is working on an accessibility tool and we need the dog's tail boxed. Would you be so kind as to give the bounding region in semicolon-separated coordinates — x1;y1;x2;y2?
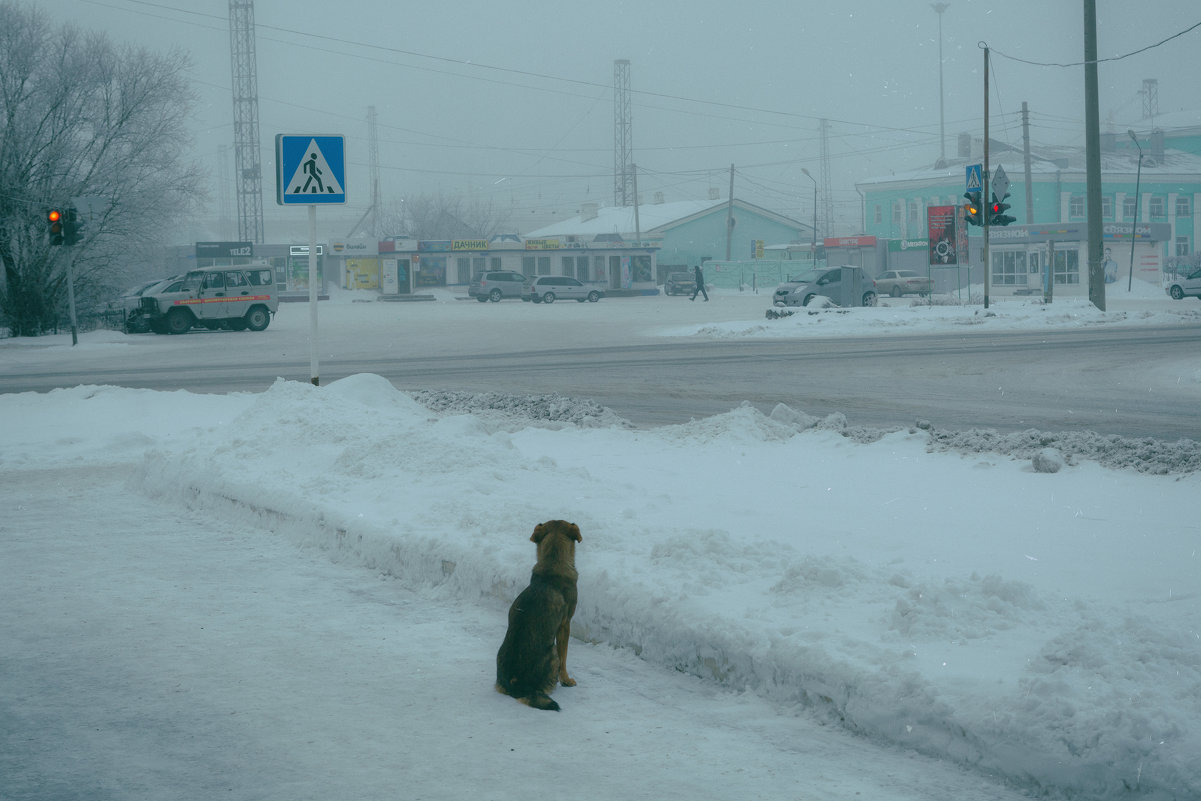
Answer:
496;682;561;712
523;692;560;712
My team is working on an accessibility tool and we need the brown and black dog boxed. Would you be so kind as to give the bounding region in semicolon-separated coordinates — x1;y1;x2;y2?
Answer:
495;520;582;711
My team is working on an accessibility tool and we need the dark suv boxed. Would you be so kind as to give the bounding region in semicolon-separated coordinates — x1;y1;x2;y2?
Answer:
469;270;527;302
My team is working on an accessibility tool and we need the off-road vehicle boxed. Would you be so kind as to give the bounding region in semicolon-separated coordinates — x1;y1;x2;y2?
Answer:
139;264;278;334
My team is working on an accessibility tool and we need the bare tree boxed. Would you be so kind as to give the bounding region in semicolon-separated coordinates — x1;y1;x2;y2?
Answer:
381;192;511;241
0;1;203;336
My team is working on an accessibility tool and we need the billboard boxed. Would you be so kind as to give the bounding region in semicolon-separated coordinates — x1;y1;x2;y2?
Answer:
926;205;958;265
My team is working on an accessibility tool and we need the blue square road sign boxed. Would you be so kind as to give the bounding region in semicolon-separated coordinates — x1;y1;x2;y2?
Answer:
276;135;346;205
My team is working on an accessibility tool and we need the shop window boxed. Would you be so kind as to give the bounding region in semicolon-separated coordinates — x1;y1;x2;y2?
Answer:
1176;196;1192;217
490;257;503;271
537;256;550;275
1149;196;1165;218
562;256;576;278
522;256;536;276
1052;249;1080;284
991;250;1028;286
1069;195;1085;217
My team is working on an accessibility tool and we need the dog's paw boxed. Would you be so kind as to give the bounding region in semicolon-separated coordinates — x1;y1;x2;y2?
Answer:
560;675;577;687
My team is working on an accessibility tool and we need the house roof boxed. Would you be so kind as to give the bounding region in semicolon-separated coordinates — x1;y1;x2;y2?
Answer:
524;199;804;239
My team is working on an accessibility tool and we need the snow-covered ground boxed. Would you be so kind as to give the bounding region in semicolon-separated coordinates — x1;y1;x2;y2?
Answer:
2;283;1199;800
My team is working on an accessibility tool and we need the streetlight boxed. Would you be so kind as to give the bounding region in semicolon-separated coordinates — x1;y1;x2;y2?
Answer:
801;167;818;262
1127;129;1143;292
932;3;950;165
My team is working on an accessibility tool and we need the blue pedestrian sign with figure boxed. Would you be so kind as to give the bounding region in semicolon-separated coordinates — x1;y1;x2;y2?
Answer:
276;134;346;205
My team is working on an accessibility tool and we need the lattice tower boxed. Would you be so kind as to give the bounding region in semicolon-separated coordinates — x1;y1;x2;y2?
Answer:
613;60;634;206
229;0;265;243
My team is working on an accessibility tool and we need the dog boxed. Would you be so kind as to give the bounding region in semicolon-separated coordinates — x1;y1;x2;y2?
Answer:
495;520;582;711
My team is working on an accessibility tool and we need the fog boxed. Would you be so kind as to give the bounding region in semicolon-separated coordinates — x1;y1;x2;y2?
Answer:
47;0;1201;235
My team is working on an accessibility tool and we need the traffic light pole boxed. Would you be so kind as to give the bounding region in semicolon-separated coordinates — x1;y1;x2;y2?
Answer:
65;247;79;346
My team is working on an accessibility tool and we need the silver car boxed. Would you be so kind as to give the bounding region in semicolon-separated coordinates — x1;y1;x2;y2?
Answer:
773;266;878;308
1166;266;1201;300
522;276;603;304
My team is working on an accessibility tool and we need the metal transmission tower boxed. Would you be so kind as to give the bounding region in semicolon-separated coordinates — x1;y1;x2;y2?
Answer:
613;59;634;206
348;106;383;239
229;0;264;244
819;118;833;238
1140;78;1158;123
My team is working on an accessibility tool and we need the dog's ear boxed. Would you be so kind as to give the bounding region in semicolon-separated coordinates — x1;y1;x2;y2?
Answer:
531;522;547;544
568;522;582;543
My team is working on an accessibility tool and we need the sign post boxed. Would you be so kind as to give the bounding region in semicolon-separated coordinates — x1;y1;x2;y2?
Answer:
275;134;346;385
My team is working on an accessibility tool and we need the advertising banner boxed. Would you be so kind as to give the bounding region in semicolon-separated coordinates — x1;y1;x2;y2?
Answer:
926;205;958;265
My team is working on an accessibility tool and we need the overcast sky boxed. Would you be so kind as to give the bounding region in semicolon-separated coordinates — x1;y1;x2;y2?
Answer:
39;0;1201;237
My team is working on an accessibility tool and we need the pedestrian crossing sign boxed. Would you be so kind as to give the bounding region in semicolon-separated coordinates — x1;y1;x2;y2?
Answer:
276;134;346;205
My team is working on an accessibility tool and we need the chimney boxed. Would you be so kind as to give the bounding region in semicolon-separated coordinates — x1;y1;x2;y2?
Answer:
580;202;599;221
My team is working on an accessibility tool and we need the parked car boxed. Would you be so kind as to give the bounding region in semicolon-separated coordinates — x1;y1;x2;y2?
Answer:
773;266;878;308
522;275;603;304
122;276;187;333
469;270;528;302
1166;266;1201;300
138;264;278;334
664;271;697;296
874;269;934;298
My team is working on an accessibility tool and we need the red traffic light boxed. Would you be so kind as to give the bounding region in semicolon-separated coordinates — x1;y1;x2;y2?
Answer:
48;209;62;223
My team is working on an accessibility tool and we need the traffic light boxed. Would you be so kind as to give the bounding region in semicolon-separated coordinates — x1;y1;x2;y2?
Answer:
63;206;81;246
47;209;64;245
963;191;983;227
989;192;1016;226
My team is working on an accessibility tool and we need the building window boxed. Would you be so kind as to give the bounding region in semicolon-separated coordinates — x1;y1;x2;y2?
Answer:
1176;237;1191;258
490;256;503;270
1052;249;1081;284
1069;195;1085;217
537;256;551;275
892;202;903;228
522;256;536;276
874;205;882;225
562;256;576;278
1150;196;1165;218
1101;196;1112;218
907;200;921;227
1176;196;1192;217
991;250;1028;286
1123;196;1137;219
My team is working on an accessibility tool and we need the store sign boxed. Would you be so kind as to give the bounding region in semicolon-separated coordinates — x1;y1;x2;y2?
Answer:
823;235;877;248
196;241;253;259
452;240;489;251
525;238;561;250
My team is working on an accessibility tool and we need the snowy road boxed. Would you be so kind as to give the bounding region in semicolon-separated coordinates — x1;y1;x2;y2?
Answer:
2;467;1033;801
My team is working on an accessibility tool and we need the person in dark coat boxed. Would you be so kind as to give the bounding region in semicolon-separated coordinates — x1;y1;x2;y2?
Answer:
690;264;709;301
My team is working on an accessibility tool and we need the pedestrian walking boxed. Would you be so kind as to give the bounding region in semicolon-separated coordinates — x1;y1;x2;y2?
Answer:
690;264;709;301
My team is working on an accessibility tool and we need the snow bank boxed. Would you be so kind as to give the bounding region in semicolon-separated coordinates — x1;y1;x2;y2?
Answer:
107;375;1200;801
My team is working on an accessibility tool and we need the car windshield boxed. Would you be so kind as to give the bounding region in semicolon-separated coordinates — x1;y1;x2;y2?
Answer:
787;270;824;284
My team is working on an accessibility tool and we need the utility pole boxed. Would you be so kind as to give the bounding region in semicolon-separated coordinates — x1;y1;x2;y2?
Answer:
932;3;949;165
983;45;991;309
725;164;735;261
1021;102;1034;224
1083;0;1106;310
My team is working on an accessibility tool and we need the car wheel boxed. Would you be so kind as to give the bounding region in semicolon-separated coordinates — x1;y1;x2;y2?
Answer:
890;286;903;297
542;292;556;304
587;291;601;303
489;289;503;302
476;296;488;303
802;294;816;306
862;291;878;307
244;307;270;332
1169;285;1185;300
166;308;192;335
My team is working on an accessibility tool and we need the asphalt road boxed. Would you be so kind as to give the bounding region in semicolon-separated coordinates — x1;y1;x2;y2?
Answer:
3;324;1198;439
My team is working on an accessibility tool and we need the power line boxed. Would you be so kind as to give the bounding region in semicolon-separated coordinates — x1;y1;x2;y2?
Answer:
990;20;1201;68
